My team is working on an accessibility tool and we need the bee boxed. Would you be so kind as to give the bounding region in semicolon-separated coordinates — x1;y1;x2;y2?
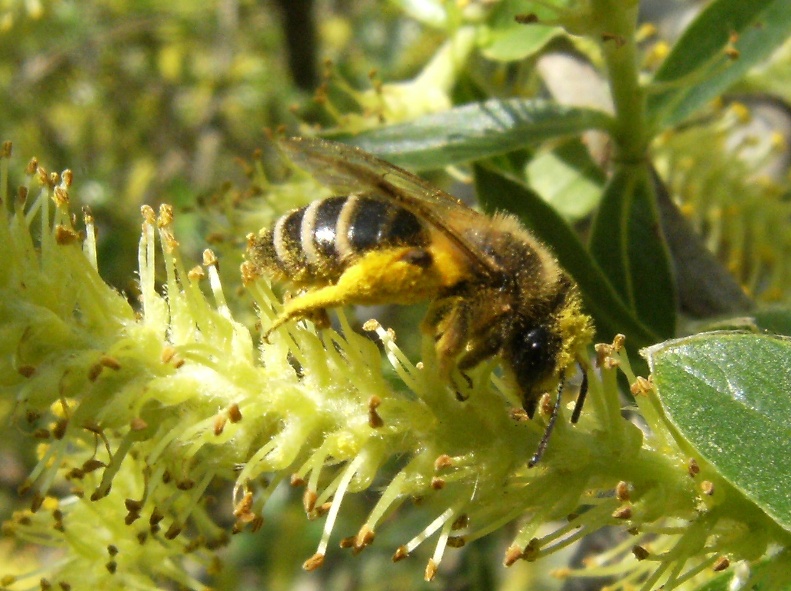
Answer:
245;137;594;465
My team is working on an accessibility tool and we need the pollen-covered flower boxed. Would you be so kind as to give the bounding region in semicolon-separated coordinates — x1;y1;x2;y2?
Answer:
1;143;787;590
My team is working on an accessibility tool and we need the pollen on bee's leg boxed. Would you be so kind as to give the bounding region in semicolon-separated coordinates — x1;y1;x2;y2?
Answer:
262;293;336;342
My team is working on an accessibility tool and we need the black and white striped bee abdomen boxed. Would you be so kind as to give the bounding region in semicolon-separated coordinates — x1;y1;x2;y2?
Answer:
249;195;430;285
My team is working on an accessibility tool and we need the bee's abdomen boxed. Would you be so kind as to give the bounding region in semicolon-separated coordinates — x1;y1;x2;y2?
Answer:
249;195;429;284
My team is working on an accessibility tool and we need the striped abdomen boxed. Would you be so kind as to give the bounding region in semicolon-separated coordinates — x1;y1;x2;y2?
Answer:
248;195;429;285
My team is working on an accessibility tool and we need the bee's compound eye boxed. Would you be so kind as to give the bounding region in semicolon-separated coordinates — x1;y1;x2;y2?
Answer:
510;326;560;407
400;248;433;268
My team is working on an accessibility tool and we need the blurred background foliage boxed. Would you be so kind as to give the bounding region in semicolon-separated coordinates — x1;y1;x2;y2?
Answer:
3;0;791;589
3;0;284;289
0;2;550;589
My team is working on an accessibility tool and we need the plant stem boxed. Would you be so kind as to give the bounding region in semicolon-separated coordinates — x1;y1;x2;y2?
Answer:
593;1;647;163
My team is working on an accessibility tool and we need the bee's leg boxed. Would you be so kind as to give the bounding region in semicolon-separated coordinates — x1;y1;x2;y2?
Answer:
448;337;499;400
263;246;442;342
424;299;471;399
449;374;472;401
456;336;503;372
528;377;565;468
264;309;331;342
423;299;465;362
261;312;292;344
261;285;344;342
421;297;458;335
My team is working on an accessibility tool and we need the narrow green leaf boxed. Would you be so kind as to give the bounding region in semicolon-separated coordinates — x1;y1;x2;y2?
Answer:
524;139;605;222
753;307;791;337
479;0;560;63
647;0;791;129
645;332;791;532
480;23;558;62
337;98;614;170
589;170;631;298
473;165;658;347
589;166;677;339
654;172;753;317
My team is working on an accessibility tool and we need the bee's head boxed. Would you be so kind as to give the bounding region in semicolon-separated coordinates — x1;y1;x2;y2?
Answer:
508;324;561;418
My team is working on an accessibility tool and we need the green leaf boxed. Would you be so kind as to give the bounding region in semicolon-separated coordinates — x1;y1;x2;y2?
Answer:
645;332;791;533
647;0;791;129
753;307;791;337
477;0;564;62
589;166;677;339
524;139;605;222
692;553;791;591
480;23;558;62
479;0;560;62
337;98;614;170
473;165;659;348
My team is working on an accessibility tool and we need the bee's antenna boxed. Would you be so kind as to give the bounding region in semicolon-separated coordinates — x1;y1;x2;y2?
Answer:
528;377;564;468
570;363;588;424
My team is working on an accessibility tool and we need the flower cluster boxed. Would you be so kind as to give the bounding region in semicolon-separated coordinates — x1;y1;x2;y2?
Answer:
654;101;791;304
1;144;782;590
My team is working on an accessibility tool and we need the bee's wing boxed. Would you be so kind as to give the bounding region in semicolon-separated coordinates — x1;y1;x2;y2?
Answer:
280;136;503;280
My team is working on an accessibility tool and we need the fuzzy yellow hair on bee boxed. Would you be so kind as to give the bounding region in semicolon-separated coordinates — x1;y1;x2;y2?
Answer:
245;137;594;465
